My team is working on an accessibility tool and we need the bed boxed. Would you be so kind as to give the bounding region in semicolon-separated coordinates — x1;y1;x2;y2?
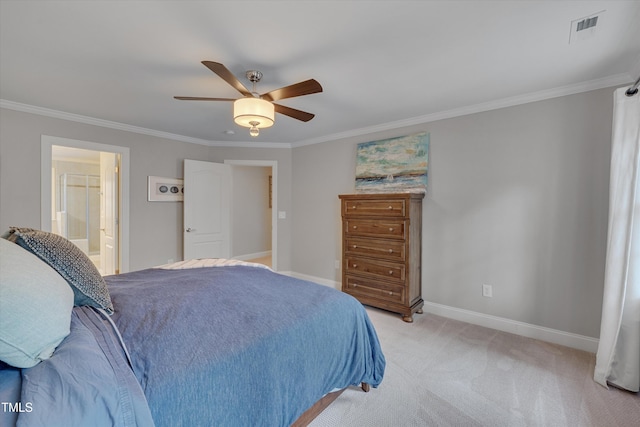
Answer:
0;229;385;427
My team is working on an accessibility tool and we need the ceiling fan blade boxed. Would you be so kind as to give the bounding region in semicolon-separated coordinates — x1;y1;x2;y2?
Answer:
174;96;236;101
201;61;252;97
261;79;322;102
274;103;315;122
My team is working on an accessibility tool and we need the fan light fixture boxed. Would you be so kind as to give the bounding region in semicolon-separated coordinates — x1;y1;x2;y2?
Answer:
233;97;274;137
175;61;323;138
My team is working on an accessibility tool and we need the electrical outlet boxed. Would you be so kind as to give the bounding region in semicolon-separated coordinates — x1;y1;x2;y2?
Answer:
482;284;493;298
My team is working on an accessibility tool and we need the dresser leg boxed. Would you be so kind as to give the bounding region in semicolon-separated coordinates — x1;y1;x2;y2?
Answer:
402;314;414;323
417;308;423;314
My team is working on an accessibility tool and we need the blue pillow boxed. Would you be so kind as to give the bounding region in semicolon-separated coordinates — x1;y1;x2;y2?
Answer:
0;238;74;368
18;308;155;427
5;228;114;314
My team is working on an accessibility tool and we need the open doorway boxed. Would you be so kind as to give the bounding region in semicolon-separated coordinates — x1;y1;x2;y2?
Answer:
41;135;130;274
230;165;272;268
50;146;119;275
225;160;278;270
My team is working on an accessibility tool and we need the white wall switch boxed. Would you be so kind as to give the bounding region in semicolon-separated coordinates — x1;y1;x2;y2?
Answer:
482;284;493;298
278;211;286;219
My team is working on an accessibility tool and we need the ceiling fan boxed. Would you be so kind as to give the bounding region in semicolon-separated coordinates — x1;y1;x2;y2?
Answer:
175;61;323;137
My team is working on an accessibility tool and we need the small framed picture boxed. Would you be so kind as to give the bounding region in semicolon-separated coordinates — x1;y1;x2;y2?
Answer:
148;176;183;202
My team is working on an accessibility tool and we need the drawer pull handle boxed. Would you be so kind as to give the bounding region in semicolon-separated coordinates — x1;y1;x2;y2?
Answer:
353;264;358;268
353;283;358;287
353;225;358;229
389;228;394;232
389;270;394;275
388;249;393;253
388;291;394;295
353;245;358;249
388;206;393;210
352;205;357;209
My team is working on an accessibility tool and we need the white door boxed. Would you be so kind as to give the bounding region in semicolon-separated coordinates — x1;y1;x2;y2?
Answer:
100;152;118;275
183;160;231;260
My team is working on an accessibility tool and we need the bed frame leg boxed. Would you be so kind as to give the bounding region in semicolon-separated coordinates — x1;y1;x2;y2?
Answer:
361;382;370;392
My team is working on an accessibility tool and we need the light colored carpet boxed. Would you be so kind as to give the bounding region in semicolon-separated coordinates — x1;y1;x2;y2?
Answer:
310;307;640;427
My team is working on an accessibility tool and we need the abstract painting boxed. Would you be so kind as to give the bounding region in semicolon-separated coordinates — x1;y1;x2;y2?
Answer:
355;132;429;193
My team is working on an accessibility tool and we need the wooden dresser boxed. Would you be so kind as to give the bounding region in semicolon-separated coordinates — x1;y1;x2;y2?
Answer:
339;193;424;322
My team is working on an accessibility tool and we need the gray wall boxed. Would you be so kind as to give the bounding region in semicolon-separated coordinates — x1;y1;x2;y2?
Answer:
0;108;292;271
0;86;614;338
291;87;614;338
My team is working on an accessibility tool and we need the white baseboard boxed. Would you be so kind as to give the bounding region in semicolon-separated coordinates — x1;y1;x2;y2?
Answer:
233;250;272;261
423;301;599;353
279;271;599;353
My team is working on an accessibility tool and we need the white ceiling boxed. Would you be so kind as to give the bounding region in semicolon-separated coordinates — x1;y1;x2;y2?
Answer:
1;1;639;147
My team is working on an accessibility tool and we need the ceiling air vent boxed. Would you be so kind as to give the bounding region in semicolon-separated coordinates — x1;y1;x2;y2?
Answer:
577;16;598;32
569;10;605;44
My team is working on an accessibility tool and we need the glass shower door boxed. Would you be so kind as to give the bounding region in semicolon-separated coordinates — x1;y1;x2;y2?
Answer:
60;173;100;258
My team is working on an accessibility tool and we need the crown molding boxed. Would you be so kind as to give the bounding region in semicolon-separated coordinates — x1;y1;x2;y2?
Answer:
0;99;292;149
1;72;631;150
292;73;633;147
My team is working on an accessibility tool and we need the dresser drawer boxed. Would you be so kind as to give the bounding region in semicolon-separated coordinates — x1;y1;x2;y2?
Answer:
344;237;406;261
344;275;405;304
344;219;406;239
344;256;405;282
342;199;406;218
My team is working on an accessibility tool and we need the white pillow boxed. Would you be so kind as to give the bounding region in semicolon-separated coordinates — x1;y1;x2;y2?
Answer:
0;238;74;368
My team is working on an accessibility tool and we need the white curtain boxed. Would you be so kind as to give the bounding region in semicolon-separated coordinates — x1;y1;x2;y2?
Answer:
594;87;640;392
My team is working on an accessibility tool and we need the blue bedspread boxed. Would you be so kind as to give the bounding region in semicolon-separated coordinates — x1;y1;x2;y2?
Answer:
106;266;385;427
0;265;385;427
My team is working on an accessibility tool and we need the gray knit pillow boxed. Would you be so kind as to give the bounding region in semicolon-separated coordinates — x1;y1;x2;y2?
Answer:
1;226;36;239
7;228;114;314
